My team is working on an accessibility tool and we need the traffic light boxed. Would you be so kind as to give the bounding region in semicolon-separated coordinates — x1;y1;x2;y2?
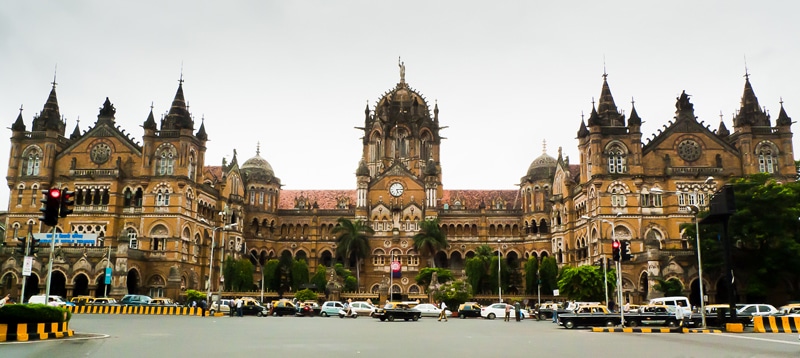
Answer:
621;240;632;261
39;188;62;226
60;188;75;218
612;240;621;261
30;236;40;255
15;236;28;255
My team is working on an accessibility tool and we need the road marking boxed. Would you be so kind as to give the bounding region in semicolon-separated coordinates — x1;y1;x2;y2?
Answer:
712;333;800;346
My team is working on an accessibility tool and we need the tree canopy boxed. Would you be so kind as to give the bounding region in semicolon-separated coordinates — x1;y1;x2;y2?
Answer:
412;218;448;268
557;265;616;302
332;217;374;285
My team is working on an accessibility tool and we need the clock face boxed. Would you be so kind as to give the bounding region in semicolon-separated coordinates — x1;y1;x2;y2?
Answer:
389;183;404;197
677;140;701;162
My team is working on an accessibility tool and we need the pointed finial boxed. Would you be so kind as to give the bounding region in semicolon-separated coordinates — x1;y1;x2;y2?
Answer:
719;111;724;122
602;56;608;80
52;64;58;88
76;117;80;125
542;139;547;154
591;97;595;107
256;142;261;156
179;62;184;85
19;104;23;114
150;101;154;111
743;55;749;80
581;111;584;121
631;97;635;106
780;97;784;106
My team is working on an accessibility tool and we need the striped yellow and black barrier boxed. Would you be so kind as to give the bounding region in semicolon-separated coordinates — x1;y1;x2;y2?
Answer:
683;328;723;333
0;321;74;342
68;305;205;316
753;315;800;333
592;327;678;333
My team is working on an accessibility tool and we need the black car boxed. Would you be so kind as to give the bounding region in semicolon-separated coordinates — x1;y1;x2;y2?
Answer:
457;302;481;318
271;300;297;317
374;303;421;322
239;300;268;317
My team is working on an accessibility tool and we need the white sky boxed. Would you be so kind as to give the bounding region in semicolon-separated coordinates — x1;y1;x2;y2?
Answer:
2;1;799;208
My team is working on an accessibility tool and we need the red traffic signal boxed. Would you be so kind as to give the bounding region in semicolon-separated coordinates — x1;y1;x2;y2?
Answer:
612;240;621;261
39;188;61;226
49;188;61;199
60;188;75;218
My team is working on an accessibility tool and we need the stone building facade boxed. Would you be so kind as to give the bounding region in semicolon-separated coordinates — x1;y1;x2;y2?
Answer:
0;67;794;306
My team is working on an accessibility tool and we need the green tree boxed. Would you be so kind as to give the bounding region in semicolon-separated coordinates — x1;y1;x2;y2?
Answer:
464;245;493;294
487;256;510;295
294;288;318;302
654;278;684;297
185;289;205;304
222;256;255;291
412;218;448;268
332;217;374;286
263;259;281;291
539;256;559;295
415;267;454;290
432;279;473;312
292;259;310;290
524;256;539;295
310;264;328;292
557;265;616;301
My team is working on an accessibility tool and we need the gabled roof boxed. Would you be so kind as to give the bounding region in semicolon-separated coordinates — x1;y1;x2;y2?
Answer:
56;98;142;159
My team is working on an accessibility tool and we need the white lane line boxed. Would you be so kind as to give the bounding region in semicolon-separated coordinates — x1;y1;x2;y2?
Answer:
711;333;800;346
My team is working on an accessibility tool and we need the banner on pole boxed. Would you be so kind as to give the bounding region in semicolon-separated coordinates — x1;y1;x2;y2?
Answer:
22;256;34;276
391;260;401;278
104;267;112;284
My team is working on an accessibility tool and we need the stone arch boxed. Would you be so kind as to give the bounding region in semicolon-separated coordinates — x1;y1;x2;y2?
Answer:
50;270;68;298
434;251;448;268
127;268;141;294
73;273;90;296
408;285;420;294
638;271;649;304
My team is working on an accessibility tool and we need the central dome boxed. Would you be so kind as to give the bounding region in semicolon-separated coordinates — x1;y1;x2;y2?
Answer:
241;149;275;177
525;146;557;180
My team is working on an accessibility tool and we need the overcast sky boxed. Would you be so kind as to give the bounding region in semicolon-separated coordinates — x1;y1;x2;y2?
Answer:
1;1;798;208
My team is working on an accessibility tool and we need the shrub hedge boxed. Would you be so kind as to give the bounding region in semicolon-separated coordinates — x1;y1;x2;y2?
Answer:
0;304;72;324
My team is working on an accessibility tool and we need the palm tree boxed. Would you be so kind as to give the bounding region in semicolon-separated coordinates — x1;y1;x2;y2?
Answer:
331;217;374;287
412;218;448;268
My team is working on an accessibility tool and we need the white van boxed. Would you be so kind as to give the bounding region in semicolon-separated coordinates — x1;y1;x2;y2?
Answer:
28;294;67;306
649;296;692;316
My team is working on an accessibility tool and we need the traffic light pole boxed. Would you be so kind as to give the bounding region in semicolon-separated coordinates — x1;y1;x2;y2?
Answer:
20;233;30;303
44;224;57;300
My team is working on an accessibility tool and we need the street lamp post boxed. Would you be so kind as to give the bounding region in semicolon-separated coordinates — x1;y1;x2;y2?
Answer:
497;239;502;303
582;215;609;307
249;252;264;304
218;222;237;310
600;213;623;326
690;205;707;328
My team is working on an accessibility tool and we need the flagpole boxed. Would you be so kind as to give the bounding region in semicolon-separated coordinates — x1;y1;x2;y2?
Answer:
389;251;393;302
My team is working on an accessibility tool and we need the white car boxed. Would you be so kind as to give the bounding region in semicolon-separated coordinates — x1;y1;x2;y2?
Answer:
737;304;779;317
414;303;452;317
349;301;377;317
480;303;529;320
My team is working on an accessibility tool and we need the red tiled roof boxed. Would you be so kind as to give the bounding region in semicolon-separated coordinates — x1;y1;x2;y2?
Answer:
568;164;581;182
441;190;520;210
279;190;357;210
203;165;223;184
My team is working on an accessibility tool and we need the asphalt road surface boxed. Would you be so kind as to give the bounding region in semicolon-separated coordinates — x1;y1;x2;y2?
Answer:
4;315;800;358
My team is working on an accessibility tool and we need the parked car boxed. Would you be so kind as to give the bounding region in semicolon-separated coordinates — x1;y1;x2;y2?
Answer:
778;303;800;315
737;304;779;318
374;302;421;322
624;305;680;327
239;300;268;317
271;299;297;316
150;298;179;306
29;294;69;306
210;299;234;314
71;296;94;306
349;301;377;317
414;303;451;318
457;302;482;319
120;294;152;306
480;303;529;320
649;296;692;317
320;301;344;317
558;305;620;329
91;297;118;305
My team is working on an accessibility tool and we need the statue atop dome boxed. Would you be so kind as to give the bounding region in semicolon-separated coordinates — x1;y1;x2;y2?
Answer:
399;56;406;83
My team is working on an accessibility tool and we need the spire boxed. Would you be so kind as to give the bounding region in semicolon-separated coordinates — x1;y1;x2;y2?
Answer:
541;139;547;155
628;97;642;126
12;105;26;132
577;116;589;138
586;102;600;126
597;72;622;125
70;118;81;139
143;102;157;130
97;97;116;121
776;98;792;126
195;116;208;140
162;76;192;130
733;73;769;127
717;111;730;136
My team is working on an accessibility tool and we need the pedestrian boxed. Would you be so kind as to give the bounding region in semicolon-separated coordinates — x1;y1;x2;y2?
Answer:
623;301;631;313
230;298;237;317
200;299;207;316
675;304;685;328
437;300;448;322
514;301;522;322
236;297;243;317
552;303;559;323
504;302;511;322
0;294;9;307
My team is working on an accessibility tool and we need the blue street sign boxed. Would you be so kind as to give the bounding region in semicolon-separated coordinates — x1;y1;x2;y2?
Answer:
33;233;98;245
105;267;112;284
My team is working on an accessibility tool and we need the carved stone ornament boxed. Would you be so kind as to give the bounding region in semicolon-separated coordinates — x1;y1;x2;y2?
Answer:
91;143;112;164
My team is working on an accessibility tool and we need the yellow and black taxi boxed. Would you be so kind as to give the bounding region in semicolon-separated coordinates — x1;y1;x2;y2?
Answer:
374;302;421;322
271;299;297;316
457;302;482;318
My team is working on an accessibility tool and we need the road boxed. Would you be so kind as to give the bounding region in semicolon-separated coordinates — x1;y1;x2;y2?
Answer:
3;315;800;357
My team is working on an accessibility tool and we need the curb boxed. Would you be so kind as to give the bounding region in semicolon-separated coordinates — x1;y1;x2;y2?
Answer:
0;322;74;342
68;306;205;316
591;327;720;333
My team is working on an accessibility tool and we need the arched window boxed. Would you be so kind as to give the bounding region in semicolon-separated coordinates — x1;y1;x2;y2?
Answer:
156;144;176;176
610;185;626;207
21;146;42;176
127;228;139;249
606;144;627;174
756;142;778;174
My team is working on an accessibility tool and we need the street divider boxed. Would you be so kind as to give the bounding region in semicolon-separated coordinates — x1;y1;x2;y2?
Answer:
753;316;800;333
592;327;720;333
0;321;73;342
67;305;205;316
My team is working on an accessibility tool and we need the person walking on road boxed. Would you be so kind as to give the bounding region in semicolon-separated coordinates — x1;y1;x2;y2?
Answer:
504;302;511;322
236;298;244;317
437;301;448;322
514;301;522;322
